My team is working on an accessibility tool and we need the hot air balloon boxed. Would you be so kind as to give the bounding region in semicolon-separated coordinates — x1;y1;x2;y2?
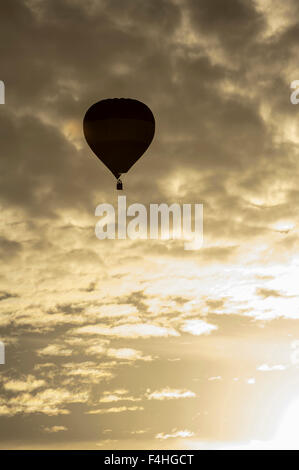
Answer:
83;98;155;190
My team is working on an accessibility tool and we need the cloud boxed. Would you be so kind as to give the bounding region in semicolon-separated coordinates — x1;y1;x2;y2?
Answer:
98;389;141;404
0;291;18;302
146;387;196;400
0;388;89;417
37;344;73;357
87;406;144;415
180;319;218;336
130;429;148;435
85;343;107;356
256;288;284;299
291;340;299;364
247;378;256;385
257;364;287;371
90;303;139;318
73;323;179;338
106;348;154;361
0;236;21;260
43;426;68;433
155;429;195;440
99;393;141;404
96;439;119;447
3;375;45;393
63;362;114;384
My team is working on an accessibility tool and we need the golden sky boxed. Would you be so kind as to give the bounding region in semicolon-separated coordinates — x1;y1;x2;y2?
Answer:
1;0;299;450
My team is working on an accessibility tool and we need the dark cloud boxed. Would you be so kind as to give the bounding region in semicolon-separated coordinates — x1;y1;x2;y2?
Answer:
256;288;285;299
187;0;265;54
0;292;18;302
0;236;21;260
0;0;288;219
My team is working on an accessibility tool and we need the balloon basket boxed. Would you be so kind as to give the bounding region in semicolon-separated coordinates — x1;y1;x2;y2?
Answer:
117;179;123;190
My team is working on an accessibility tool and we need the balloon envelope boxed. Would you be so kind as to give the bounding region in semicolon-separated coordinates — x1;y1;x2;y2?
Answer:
83;98;155;179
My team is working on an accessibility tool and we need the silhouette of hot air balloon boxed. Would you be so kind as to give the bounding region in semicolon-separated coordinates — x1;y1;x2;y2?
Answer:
83;98;155;190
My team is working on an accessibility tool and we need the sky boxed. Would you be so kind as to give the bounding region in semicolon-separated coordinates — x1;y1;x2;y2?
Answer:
1;0;299;450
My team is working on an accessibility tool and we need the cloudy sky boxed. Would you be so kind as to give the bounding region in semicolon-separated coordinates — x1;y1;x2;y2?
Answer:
1;0;299;450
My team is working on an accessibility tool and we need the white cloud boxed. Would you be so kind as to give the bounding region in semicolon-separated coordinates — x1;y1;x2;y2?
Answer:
99;394;141;403
73;323;179;338
37;344;72;357
3;375;45;393
86;303;139;318
180;319;218;336
99;389;140;403
85;344;107;355
257;364;287;371
0;388;89;416
156;429;194;440
87;406;144;415
63;362;114;383
106;348;153;362
290;340;299;365
247;378;256;384
43;425;68;433
146;387;196;400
